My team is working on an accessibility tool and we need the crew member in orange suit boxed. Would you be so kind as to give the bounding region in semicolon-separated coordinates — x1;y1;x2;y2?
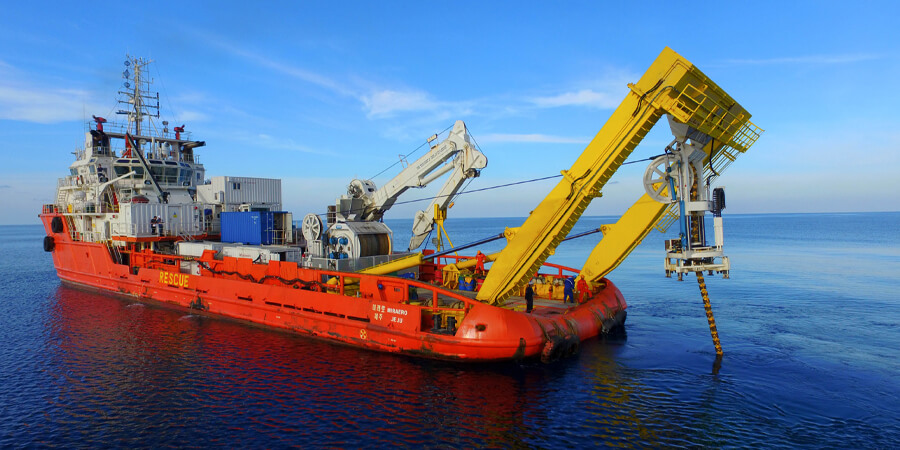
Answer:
577;277;591;304
475;251;486;275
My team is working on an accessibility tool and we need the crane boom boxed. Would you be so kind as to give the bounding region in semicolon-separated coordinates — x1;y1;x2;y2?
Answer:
304;121;487;261
407;138;486;249
476;47;761;305
336;120;486;245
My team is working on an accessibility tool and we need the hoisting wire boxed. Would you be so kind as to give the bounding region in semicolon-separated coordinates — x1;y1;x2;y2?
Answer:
469;132;485;158
317;153;667;219
369;123;455;180
452;177;475;207
421;228;434;251
314;174;563;220
391;174;562;207
393;153;666;207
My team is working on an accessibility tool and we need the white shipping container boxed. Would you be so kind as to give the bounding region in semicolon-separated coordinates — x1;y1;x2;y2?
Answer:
165;203;202;236
179;260;201;275
197;176;282;210
219;244;302;264
176;241;225;257
112;203;203;237
221;245;281;264
196;184;217;204
282;248;302;263
113;202;168;236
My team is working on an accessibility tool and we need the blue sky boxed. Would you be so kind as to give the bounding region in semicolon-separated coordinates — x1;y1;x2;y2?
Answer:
1;1;898;225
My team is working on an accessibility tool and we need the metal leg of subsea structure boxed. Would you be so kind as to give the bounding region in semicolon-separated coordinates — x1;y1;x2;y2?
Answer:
696;271;723;357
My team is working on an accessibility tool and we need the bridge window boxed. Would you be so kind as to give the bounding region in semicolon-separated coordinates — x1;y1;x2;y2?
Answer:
179;169;193;184
164;167;178;184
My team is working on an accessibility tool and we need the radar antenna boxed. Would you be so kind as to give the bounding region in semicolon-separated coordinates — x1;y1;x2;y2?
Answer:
115;56;160;138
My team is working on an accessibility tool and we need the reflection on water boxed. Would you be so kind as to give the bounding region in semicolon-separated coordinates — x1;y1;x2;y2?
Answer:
41;286;552;447
1;214;899;446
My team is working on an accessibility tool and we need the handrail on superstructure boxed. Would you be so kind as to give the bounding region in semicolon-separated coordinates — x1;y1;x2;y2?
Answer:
475;47;762;305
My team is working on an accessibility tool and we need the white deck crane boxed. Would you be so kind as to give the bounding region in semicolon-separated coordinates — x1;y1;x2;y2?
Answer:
301;120;487;259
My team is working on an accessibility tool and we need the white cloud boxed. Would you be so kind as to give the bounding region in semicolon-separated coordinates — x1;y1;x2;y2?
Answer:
478;133;589;144
0;60;108;124
361;89;437;117
194;31;642;128
199;32;453;121
532;88;621;109
0;85;103;124
202;35;357;98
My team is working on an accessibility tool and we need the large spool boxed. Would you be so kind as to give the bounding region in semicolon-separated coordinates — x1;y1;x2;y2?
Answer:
326;221;392;259
356;234;391;257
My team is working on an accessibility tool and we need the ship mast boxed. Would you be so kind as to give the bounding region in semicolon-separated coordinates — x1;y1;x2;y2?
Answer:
116;56;160;140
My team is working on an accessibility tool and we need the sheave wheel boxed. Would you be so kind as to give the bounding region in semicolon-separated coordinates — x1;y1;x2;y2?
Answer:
642;154;692;203
302;213;323;243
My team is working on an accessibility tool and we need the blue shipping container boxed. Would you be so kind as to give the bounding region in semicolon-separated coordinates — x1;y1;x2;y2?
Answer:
221;211;275;245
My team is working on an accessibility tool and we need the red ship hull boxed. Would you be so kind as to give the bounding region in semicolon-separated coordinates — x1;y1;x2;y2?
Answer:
41;212;626;362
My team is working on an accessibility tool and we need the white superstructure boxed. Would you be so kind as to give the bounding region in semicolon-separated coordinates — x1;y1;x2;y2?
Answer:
54;57;281;244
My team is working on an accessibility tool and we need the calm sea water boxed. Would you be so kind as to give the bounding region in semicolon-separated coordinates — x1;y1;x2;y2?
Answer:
1;212;898;447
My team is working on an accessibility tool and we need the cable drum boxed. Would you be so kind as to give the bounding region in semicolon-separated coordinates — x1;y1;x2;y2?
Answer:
356;234;391;257
325;222;393;259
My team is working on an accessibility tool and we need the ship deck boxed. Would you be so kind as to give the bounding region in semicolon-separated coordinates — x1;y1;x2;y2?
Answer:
411;286;573;317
